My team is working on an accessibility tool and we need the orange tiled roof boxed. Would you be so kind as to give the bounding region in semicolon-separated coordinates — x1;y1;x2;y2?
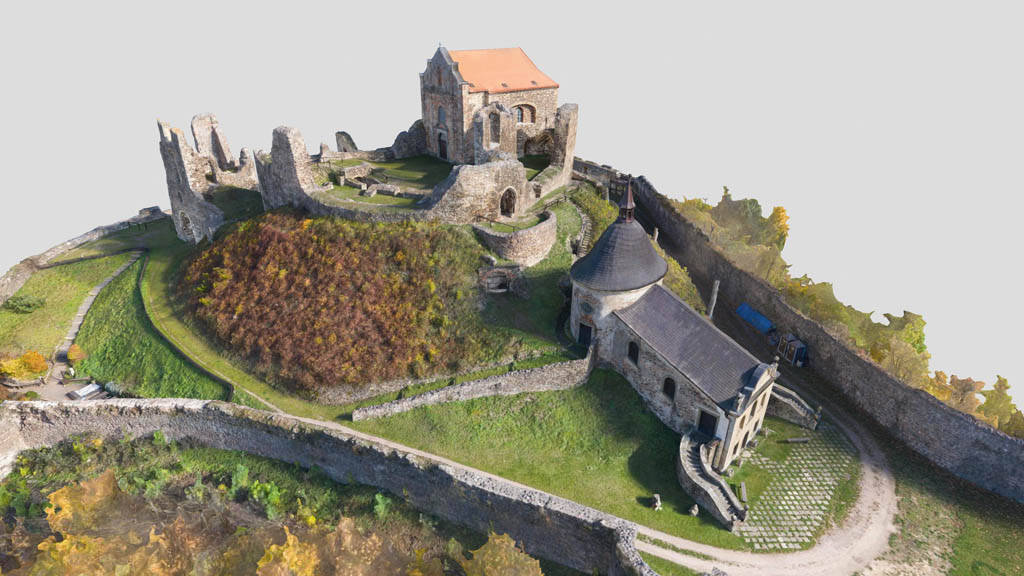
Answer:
448;48;558;94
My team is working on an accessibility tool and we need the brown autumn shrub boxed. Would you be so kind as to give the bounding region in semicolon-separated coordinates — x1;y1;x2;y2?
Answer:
181;213;503;392
66;344;87;366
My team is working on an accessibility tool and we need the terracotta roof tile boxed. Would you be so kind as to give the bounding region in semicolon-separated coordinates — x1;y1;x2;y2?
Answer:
448;48;558;94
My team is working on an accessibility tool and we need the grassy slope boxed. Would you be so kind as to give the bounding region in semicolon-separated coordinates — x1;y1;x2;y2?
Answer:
639;553;699;576
522;155;551;180
74;259;234;402
207;186;264;221
482;200;580;352
352;369;747;550
0;253;132;357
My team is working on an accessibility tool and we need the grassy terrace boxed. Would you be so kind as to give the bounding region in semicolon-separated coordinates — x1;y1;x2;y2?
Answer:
0;253;132;358
207;186;264;221
318;184;423;208
331;155;453;190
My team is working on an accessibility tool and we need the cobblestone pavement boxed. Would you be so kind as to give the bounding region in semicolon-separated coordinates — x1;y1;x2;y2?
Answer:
737;419;858;550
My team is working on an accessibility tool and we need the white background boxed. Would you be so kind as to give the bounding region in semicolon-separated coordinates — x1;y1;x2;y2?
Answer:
1;1;1020;403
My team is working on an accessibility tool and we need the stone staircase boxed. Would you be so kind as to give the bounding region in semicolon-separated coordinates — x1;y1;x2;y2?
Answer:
768;382;821;430
676;433;747;530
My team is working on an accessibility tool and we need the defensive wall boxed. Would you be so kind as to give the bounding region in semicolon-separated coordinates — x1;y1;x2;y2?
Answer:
471;210;558;267
0;207;167;307
619;171;1024;503
0;400;656;576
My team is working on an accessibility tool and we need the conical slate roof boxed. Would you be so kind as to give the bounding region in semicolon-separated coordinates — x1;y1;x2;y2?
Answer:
570;178;667;292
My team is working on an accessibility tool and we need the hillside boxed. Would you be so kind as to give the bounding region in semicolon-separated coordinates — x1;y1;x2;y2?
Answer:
180;213;507;393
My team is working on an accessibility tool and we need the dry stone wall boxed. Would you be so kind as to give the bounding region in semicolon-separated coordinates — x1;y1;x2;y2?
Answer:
158;121;225;243
472;210;557;267
352;353;591;421
628;172;1024;503
0;400;655;576
427;159;529;224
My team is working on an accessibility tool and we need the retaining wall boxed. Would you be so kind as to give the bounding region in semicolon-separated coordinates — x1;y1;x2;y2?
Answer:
472;210;558;267
629;173;1024;503
0;207;167;307
352;353;591;421
0;400;655;576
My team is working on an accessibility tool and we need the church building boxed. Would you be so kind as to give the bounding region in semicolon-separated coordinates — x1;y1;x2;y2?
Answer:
569;181;779;473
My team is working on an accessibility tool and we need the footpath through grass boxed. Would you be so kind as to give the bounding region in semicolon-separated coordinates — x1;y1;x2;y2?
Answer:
351;368;747;550
0;254;132;358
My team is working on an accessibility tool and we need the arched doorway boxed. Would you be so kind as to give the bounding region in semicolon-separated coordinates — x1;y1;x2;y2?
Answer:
437;131;448;160
500;187;516;217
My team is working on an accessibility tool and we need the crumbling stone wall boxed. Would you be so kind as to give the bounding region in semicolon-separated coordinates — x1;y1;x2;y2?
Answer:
629;172;1024;504
472;210;557;267
472;103;517;165
158;121;224;243
421;48;472;164
335;131;358;153
0;400;655;576
390;119;428;159
191;113;235;171
352;352;591;421
427;159;529;224
254;126;326;210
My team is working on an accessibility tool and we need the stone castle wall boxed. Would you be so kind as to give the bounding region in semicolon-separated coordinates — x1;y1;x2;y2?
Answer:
0;208;167;307
426;158;530;224
0;400;655;576
471;210;558;267
352;352;591;421
628;173;1024;503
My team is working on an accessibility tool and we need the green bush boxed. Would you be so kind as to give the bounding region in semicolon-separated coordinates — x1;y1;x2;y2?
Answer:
2;294;46;314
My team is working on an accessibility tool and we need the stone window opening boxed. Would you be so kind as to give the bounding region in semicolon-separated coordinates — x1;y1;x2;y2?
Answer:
514;105;535;124
435;68;442;86
437;131;448;161
741;414;747;428
662;378;676;400
438;106;446;125
627;341;640;365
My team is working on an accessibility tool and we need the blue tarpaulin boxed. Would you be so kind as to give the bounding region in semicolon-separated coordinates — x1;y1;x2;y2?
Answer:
736;302;775;334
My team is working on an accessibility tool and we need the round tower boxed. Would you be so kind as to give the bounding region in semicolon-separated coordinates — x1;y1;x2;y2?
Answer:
568;176;667;347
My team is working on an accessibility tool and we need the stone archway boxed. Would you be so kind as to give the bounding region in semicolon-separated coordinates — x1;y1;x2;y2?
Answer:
437;131;448;160
500;187;516;217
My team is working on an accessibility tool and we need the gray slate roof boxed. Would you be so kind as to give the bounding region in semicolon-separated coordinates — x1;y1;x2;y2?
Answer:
614;284;761;409
569;219;667;291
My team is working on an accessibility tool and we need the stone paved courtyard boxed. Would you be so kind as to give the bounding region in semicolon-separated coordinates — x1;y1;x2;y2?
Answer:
736;419;858;550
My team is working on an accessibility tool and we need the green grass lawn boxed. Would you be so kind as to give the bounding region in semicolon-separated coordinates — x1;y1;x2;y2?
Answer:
74;259;239;403
351;369;747;549
320;184;423;207
331;155;453;190
0;253;133;358
521;154;551;180
50;221;172;264
207;186;264;221
483;199;580;351
639;553;699;576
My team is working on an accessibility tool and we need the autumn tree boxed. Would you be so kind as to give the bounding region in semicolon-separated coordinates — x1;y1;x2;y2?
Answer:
881;337;929;390
453;532;543;576
1002;410;1024;438
66;344;87;366
946;375;985;415
925;371;954;402
978;376;1017;428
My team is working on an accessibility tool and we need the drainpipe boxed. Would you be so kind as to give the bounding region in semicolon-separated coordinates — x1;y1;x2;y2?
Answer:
707;279;720;319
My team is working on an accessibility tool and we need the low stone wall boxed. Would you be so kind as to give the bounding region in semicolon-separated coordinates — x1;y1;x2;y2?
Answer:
768;383;821;430
0;207;167;306
629;172;1024;504
675;435;738;530
472;211;558;267
352;353;591;421
0;400;655;576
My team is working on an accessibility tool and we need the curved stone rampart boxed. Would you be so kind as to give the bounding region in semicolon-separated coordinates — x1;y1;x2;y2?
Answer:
0;400;656;576
472;210;558;267
768;383;821;430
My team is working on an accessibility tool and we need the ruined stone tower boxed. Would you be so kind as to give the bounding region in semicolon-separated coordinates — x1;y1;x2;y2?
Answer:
157;113;259;243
